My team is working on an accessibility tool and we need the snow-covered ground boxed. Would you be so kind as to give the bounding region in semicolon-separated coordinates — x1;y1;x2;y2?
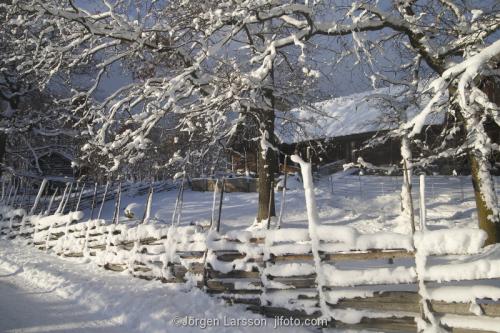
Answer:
0;240;325;333
93;173;483;235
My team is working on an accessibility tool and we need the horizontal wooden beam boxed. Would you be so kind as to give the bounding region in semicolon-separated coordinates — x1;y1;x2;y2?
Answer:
205;279;262;294
270;250;415;262
331;291;500;317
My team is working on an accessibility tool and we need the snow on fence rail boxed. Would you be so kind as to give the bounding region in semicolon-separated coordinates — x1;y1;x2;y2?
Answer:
2;178;500;332
202;226;500;332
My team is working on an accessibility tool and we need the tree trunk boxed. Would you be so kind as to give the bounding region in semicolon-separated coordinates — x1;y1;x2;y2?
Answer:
0;98;10;179
442;83;500;244
257;109;277;222
469;151;500;245
0;132;5;178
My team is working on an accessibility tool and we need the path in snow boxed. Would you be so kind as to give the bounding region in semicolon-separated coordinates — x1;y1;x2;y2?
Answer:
0;276;124;333
0;240;318;333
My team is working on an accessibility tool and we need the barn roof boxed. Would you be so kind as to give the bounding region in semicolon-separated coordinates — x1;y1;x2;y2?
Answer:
277;86;445;144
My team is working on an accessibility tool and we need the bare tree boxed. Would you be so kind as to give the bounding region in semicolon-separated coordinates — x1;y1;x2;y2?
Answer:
3;0;499;238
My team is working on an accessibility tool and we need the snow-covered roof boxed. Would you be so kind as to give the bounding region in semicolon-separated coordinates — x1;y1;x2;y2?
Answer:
277;86;445;144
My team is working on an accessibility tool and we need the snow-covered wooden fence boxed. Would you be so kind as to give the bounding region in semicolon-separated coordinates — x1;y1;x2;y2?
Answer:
2;176;500;332
4;205;499;332
202;226;500;332
0;177;175;237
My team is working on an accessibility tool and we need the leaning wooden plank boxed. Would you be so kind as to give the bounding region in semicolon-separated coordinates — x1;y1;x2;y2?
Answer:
215;251;263;262
270;253;314;261
62;252;84;258
103;263;127;272
220;295;261;306
332;297;420;314
270;250;415;262
433;302;500;317
333;317;417;332
440;313;499;333
222;236;265;244
246;305;321;320
133;274;157;281
328;291;500;317
214;250;246;262
270;277;317;289
451;329;496;333
178;251;206;259
207;269;260;279
133;266;152;273
150;261;203;279
205;279;262;294
87;244;107;250
324;250;415;261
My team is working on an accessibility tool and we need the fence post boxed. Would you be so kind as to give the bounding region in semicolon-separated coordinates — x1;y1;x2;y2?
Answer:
358;174;362;199
97;181;110;220
37;182;50;215
5;179;14;205
5;176;14;206
244;149;248;176
277;156;288;230
61;182;73;214
460;176;465;202
267;181;274;230
419;174;427;231
210;179;219;228
19;178;27;210
45;187;58;216
55;183;70;214
89;182;98;219
175;179;186;226
141;184;154;224
112;182;122;224
29;178;48;216
9;178;20;208
495;176;498;201
290;154;328;318
70;182;80;211
74;183;86;212
403;160;416;234
26;179;33;210
171;173;185;226
203;175;221;283
216;178;225;233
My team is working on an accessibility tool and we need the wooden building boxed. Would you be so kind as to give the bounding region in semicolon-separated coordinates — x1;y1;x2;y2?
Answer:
274;88;445;172
33;151;75;178
226;83;500;177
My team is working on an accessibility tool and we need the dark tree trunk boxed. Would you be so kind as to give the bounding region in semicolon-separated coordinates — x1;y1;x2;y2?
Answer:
0;97;12;179
469;152;500;245
448;85;500;245
0;132;5;178
256;109;277;222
